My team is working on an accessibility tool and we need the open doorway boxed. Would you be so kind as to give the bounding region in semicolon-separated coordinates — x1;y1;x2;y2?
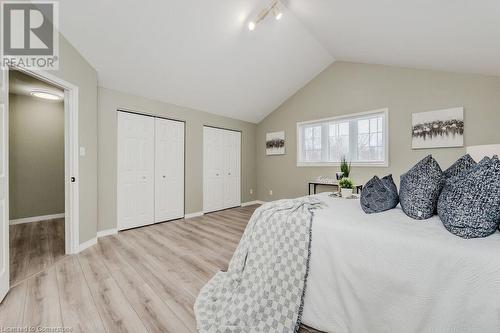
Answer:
0;67;78;302
8;71;66;285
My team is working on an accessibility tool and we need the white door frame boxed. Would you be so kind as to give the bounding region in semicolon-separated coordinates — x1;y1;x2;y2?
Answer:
8;66;80;255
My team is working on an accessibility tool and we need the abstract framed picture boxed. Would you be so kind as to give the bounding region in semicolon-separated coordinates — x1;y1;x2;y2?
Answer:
266;131;285;155
412;107;464;149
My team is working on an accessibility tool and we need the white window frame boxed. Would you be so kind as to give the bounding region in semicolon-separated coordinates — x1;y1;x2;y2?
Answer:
296;108;389;167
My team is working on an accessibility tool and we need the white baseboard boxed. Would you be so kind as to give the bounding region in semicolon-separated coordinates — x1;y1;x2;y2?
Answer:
241;200;266;207
242;200;266;207
10;213;65;225
184;211;203;219
97;228;118;238
78;228;117;253
79;237;97;252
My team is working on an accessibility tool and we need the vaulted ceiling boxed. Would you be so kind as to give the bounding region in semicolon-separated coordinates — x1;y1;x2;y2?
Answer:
59;0;500;123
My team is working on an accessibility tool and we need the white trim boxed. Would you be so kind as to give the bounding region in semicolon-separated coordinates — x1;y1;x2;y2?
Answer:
97;228;118;238
296;108;388;126
297;161;389;167
10;213;65;225
79;237;97;252
184;211;203;219
79;229;116;253
1;67;10;301
241;200;266;206
296;108;390;168
10;66;80;255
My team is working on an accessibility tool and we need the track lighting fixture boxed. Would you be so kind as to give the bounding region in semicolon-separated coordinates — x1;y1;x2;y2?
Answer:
248;0;284;31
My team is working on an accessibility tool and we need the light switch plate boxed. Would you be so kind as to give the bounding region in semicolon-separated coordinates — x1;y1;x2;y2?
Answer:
79;147;86;156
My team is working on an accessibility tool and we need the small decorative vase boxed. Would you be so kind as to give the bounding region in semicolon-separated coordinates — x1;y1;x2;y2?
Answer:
341;188;353;198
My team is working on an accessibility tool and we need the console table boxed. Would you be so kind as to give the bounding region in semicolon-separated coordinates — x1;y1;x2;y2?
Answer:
308;181;363;195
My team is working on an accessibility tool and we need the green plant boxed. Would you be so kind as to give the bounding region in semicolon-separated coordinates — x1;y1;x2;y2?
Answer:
339;177;354;189
340;156;351;178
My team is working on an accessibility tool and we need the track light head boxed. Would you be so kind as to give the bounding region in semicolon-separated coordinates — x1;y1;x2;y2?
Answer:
247;0;284;31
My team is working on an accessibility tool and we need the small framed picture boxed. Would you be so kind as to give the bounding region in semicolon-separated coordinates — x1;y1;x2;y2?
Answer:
266;131;285;155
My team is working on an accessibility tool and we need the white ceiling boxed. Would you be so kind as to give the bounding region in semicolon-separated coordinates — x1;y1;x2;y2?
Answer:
58;0;333;123
288;0;500;76
59;0;500;123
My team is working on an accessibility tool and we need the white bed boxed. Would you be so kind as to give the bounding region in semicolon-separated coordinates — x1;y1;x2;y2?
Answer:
302;192;500;333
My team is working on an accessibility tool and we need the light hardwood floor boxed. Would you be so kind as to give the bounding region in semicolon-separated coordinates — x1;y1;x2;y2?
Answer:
9;218;66;286
1;206;319;333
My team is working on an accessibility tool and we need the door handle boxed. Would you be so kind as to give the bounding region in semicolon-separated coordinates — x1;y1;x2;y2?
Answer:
71;177;76;183
162;175;166;178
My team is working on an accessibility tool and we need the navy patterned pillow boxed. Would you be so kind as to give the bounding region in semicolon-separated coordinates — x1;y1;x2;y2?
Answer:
443;154;477;179
438;156;500;238
360;175;399;214
399;155;445;220
447;156;492;184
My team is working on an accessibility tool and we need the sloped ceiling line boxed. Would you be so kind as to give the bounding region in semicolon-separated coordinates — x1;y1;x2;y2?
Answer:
59;0;500;123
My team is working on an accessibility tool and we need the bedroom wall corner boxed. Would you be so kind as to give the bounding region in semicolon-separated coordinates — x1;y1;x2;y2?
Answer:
97;87;258;232
255;61;500;202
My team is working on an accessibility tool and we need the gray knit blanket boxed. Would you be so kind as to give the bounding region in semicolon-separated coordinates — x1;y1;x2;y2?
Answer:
194;197;324;333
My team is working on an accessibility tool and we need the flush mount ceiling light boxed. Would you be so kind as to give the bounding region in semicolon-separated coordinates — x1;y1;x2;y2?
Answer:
248;0;284;31
30;90;63;101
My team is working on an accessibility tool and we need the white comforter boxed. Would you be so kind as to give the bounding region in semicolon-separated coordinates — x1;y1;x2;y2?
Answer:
302;192;500;333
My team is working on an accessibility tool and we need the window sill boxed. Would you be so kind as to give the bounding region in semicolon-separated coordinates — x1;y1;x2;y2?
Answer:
297;161;389;168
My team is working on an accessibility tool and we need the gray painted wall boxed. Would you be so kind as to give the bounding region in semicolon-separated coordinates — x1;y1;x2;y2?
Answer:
256;62;500;202
52;35;98;244
9;94;64;220
98;87;257;232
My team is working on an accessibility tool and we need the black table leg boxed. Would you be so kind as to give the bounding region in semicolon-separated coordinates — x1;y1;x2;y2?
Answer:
356;185;363;194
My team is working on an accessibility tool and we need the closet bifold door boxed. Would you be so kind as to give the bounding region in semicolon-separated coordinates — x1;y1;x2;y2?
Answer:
203;127;225;213
117;112;155;230
223;130;241;209
155;118;185;223
203;127;241;213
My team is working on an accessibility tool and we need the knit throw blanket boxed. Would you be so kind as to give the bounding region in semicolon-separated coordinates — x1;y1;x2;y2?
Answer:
194;197;324;333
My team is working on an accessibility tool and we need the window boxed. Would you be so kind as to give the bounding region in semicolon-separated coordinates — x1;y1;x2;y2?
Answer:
297;109;389;166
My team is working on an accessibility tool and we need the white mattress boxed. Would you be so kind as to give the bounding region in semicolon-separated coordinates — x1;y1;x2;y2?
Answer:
302;192;500;333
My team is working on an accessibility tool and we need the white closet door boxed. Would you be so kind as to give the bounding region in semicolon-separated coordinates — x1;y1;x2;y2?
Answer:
117;112;155;230
203;127;241;213
155;118;184;222
203;127;224;212
223;130;241;208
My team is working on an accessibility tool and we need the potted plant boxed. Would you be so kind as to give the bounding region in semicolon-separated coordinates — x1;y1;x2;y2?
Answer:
339;177;354;198
340;156;351;179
